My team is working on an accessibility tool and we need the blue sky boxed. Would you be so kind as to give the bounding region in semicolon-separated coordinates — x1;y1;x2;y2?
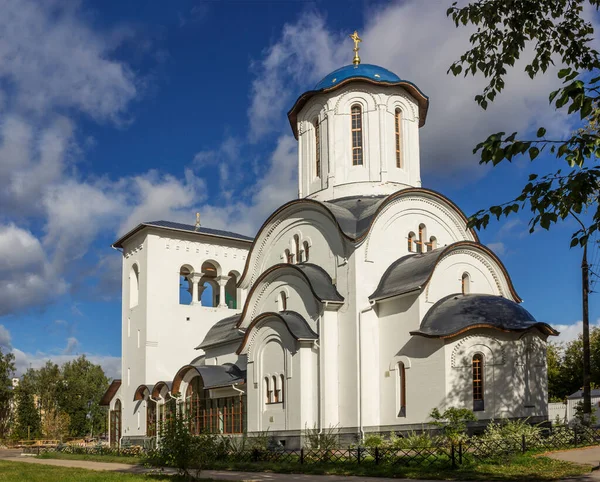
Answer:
0;0;598;378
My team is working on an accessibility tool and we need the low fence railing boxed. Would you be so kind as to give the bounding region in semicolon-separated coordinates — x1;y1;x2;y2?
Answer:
20;425;600;469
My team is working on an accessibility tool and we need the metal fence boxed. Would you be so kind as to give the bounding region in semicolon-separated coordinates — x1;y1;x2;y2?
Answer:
20;425;600;470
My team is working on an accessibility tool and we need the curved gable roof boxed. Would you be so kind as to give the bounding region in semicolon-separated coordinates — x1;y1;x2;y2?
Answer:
369;241;522;303
237;310;318;355
410;293;558;339
238;188;478;287
196;314;244;350
172;364;245;394
237;263;343;329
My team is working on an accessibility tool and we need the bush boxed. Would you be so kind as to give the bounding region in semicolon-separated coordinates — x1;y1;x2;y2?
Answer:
479;418;541;451
143;408;228;480
303;424;339;450
429;407;476;444
362;433;385;448
389;430;439;449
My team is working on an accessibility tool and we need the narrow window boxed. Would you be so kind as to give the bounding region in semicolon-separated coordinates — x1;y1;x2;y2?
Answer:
398;362;406;417
303;241;310;262
351;105;363;166
473;354;484;411
265;377;271;404
314;119;321;178
273;376;279;403
129;264;139;308
280;374;285;402
395;108;403;168
294;235;301;263
407;232;416;252
285;249;294;264
416;224;426;253
278;291;287;312
462;272;470;295
428;236;437;251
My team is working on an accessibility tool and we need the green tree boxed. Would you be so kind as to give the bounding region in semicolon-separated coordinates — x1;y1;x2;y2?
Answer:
13;384;41;440
448;0;600;422
447;0;600;246
57;355;108;437
0;348;15;439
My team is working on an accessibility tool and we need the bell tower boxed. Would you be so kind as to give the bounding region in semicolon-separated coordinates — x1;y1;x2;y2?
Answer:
288;32;429;202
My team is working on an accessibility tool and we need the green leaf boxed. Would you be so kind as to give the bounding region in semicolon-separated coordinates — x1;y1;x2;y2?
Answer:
529;147;540;160
537;127;546;137
570;237;580;248
558;68;571;79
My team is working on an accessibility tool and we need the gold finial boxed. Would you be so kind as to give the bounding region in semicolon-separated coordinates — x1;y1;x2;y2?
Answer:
195;212;201;230
349;30;362;66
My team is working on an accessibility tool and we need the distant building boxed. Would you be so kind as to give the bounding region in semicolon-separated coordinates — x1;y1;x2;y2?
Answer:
102;34;558;448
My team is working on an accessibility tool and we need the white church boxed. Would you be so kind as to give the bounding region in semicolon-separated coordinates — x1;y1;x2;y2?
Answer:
101;33;558;448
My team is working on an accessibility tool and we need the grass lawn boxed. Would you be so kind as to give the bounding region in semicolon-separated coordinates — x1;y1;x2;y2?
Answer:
35;451;592;480
0;460;214;482
37;451;142;465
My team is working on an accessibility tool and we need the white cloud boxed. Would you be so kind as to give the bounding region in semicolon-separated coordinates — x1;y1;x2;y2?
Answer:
0;224;67;316
486;242;506;256
0;325;12;351
552;319;600;344
63;337;80;356
0;0;137;121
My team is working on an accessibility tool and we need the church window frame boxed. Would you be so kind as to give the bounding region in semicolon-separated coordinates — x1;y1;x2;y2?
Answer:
285;249;294;264
294;235;302;263
265;377;272;404
351;104;364;166
472;353;484;411
416;224;427;253
398;362;406;417
314;119;321;178
278;291;287;312
407;232;416;252
303;241;310;262
279;374;285;403
427;236;437;251
129;264;139;309
273;375;280;403
395;108;403;168
462;272;471;295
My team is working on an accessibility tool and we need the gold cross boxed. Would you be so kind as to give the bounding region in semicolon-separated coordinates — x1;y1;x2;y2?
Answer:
350;30;362;65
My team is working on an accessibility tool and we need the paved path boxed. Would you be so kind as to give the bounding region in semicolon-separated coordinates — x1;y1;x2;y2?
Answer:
547;446;600;468
0;449;599;481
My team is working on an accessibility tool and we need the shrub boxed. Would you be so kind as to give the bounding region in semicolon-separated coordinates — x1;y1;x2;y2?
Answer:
479;418;541;451
429;407;476;444
362;433;385;448
389;430;439;449
303;424;339;450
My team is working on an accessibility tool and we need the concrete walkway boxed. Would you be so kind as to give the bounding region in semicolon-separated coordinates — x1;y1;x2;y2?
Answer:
0;449;599;481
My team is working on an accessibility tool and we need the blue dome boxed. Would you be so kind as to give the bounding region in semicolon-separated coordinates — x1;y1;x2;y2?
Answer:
314;64;401;90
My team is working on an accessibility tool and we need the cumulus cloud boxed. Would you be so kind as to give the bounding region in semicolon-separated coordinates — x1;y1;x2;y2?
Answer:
553;320;600;345
0;325;12;351
63;337;80;355
0;224;67;316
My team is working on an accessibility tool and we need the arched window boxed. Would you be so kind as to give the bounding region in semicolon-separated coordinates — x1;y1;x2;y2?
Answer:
472;354;484;411
314;119;321;178
225;272;238;309
285;249;293;264
280;374;285;403
303;241;310;262
407;232;416;252
179;266;193;305
294;235;301;263
129;264;139;308
428;236;437;251
278;291;287;312
265;377;271;404
201;262;219;307
146;399;156;437
110;399;122;447
273;375;279;403
416;224;426;253
351;104;363;166
462;272;470;295
395;108;403;168
398;362;406;417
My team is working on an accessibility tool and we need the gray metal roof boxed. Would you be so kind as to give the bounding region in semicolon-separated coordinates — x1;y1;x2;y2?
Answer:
410;294;558;338
187;364;246;389
295;263;344;302
113;220;253;248
196;315;244;350
321;196;387;239
370;249;445;301
568;389;600;400
278;311;319;340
